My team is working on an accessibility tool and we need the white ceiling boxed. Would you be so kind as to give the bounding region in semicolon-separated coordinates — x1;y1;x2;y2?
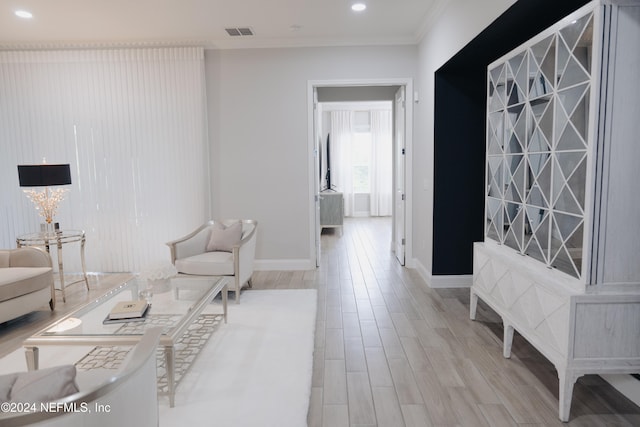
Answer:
0;0;445;50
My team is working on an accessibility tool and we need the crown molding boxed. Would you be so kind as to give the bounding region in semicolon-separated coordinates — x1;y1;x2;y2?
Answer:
208;35;419;50
415;0;451;43
0;39;211;51
0;34;420;52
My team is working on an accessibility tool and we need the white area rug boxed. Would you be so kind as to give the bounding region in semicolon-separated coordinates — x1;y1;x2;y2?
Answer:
159;289;317;427
0;289;317;427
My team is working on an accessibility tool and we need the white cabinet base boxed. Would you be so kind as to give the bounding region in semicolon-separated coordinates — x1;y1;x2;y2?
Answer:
320;191;344;235
471;242;640;422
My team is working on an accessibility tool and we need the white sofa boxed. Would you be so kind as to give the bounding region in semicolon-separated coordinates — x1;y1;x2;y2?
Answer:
167;219;257;303
0;327;162;427
0;247;55;324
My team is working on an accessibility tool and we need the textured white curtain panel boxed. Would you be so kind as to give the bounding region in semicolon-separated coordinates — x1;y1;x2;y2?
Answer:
0;47;208;272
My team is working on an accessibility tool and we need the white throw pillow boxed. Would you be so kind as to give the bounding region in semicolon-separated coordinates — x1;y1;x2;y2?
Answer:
0;373;18;403
10;365;79;404
206;221;242;253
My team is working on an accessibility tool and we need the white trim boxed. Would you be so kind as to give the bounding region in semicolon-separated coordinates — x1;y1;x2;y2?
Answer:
404;256;416;269
307;78;414;270
601;375;640;408
430;275;473;289
254;259;315;271
0;39;420;53
210;37;418;50
413;258;472;289
413;258;431;287
307;83;319;267
414;0;451;42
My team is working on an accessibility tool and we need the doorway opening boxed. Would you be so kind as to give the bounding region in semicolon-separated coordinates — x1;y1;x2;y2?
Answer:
307;80;413;269
318;101;393;218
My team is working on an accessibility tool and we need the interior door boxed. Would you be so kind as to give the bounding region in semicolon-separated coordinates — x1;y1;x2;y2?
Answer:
394;87;406;265
313;88;322;267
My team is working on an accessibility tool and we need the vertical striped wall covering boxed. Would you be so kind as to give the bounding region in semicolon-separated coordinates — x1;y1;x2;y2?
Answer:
0;47;209;273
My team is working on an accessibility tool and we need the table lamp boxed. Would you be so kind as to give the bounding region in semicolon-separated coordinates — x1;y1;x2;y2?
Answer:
17;162;72;233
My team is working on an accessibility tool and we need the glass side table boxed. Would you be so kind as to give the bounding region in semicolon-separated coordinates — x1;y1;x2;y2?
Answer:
16;229;90;303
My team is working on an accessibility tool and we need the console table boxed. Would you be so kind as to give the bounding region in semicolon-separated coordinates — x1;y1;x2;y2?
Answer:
16;229;89;303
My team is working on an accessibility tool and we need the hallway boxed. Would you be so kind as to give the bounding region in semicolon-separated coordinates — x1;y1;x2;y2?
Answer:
279;217;640;427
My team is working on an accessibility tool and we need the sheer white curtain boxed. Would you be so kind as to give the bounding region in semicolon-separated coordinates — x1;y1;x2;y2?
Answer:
330;108;392;218
330;111;354;216
0;48;208;272
370;110;393;216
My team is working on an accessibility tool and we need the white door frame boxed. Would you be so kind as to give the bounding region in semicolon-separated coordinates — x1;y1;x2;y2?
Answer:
306;78;414;268
394;86;407;266
312;87;322;267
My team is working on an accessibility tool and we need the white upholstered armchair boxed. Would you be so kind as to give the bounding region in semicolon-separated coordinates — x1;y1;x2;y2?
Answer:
166;219;257;303
0;327;162;427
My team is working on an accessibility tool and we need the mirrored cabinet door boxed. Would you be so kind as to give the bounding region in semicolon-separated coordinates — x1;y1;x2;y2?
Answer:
486;11;594;279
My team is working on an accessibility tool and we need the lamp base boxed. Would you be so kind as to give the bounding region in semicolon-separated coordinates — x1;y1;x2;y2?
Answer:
41;222;60;234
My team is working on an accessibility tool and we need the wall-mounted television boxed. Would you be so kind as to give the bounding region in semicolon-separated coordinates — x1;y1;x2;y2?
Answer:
323;133;335;192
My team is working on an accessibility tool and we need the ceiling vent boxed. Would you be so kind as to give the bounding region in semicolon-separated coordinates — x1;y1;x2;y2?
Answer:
225;27;254;37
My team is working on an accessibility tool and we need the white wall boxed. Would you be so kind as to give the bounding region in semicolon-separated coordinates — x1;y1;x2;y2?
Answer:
413;0;516;279
204;45;417;269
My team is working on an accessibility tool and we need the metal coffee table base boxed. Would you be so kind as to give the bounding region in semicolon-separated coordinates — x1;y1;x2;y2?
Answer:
24;278;228;408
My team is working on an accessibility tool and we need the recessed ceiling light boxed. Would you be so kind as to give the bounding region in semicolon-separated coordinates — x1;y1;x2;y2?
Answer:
351;3;366;12
15;10;33;19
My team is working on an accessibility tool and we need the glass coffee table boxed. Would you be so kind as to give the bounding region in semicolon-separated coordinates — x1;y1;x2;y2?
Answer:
23;275;228;407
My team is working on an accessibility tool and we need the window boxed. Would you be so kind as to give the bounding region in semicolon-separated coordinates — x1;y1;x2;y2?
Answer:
351;118;372;193
351;111;371;193
327;105;393;217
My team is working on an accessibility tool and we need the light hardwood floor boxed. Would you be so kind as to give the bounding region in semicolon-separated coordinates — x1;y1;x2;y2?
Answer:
1;217;639;426
297;217;640;427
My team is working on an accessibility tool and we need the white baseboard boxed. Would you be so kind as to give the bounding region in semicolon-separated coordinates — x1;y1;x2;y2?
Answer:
430;274;472;288
412;258;472;289
254;259;315;271
601;374;640;407
413;258;431;286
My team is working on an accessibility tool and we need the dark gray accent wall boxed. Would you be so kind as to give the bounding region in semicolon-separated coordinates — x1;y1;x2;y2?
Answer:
431;0;591;275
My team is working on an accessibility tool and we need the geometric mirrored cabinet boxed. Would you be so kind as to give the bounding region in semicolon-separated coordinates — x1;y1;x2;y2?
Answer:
476;3;640;422
485;10;593;279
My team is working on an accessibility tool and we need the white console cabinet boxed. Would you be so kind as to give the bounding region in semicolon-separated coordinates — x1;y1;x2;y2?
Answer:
319;191;344;234
471;1;640;422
